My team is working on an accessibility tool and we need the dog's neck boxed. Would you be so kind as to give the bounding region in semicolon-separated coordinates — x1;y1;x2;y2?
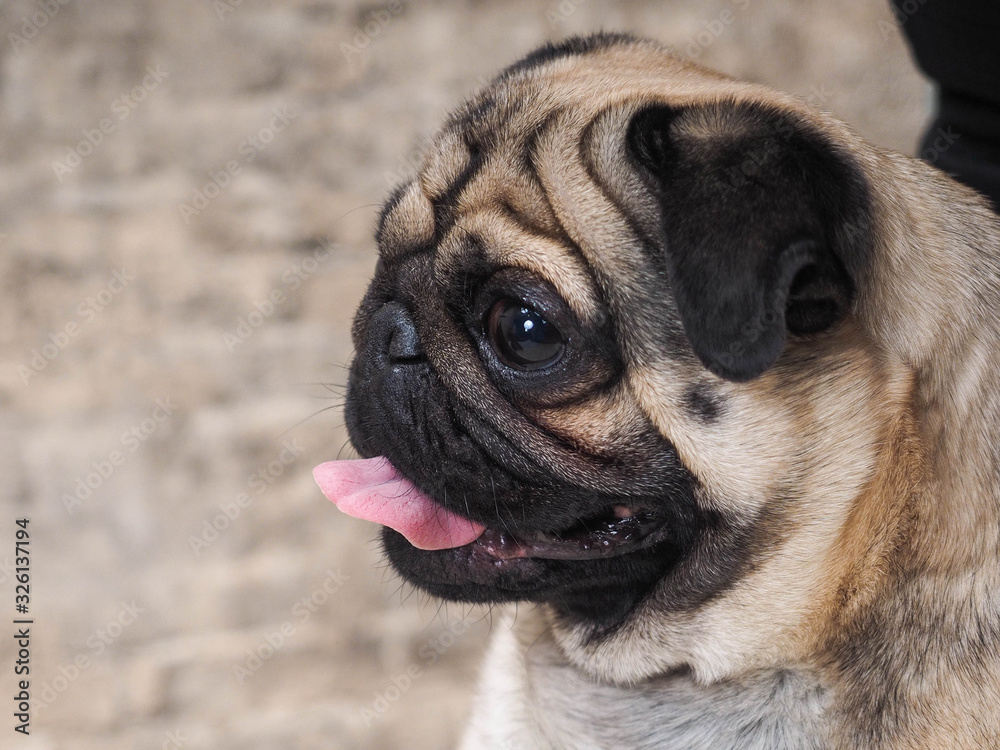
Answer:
871;159;1000;579
815;377;1000;749
818;166;1000;748
914;331;1000;572
864;155;1000;555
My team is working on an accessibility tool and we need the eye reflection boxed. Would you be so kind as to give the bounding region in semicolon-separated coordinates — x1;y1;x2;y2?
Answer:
486;299;565;371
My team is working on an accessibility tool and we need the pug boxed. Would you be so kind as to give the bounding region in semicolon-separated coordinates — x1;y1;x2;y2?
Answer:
313;33;1000;749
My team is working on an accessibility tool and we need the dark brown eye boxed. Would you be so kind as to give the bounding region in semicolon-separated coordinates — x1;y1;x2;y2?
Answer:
486;299;565;371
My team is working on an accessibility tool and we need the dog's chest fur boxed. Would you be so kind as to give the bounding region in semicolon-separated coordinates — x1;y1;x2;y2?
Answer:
461;610;830;750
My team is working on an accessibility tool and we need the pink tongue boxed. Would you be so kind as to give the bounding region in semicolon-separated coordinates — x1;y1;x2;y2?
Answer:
312;458;485;550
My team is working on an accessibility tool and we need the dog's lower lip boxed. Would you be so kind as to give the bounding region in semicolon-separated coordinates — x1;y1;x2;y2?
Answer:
471;507;666;561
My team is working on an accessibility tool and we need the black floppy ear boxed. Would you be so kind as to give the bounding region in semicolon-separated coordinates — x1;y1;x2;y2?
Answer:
627;102;871;381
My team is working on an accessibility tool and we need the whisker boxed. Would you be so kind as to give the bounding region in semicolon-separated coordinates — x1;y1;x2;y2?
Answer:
279;404;345;436
336;437;358;460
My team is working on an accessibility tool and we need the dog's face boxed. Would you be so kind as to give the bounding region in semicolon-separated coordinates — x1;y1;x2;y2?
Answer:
341;35;916;684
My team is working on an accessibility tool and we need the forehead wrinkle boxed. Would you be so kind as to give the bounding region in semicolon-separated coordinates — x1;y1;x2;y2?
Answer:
377;180;436;261
458;139;567;241
419;128;472;200
532;107;662;362
437;209;603;326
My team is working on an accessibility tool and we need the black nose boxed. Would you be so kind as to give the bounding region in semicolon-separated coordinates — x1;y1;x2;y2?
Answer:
371;301;424;362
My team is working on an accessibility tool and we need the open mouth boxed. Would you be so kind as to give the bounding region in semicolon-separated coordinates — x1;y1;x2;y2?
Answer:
315;454;703;623
312;457;668;561
474;506;665;560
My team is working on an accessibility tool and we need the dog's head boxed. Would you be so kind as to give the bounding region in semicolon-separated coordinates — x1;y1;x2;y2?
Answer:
322;34;936;684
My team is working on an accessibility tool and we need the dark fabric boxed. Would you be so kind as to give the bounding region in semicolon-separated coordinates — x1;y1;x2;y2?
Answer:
891;0;1000;209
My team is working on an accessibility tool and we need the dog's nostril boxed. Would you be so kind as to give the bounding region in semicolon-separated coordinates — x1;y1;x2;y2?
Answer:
389;323;422;361
377;302;424;362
